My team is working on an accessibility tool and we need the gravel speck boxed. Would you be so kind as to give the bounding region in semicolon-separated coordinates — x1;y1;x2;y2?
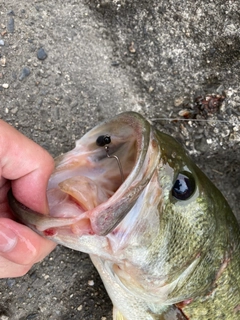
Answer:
11;107;18;114
129;42;136;53
0;56;6;66
0;40;4;46
19;67;31;81
7;10;15;16
7;17;15;33
88;280;94;286
37;48;48;60
26;314;39;320
6;278;16;288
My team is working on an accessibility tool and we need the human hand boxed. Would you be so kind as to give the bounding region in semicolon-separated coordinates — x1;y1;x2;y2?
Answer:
0;120;56;278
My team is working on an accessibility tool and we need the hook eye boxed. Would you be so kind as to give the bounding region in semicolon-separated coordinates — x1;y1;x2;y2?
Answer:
96;135;111;147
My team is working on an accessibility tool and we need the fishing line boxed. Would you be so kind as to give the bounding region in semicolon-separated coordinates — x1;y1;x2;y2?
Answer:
150;118;231;123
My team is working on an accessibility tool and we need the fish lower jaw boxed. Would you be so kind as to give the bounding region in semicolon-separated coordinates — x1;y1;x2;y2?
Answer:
41;216;96;239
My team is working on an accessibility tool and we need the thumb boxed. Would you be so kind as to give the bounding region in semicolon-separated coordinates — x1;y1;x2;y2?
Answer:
0;218;56;278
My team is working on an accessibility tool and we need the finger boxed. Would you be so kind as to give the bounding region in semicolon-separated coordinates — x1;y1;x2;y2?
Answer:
0;218;56;268
0;256;34;278
0;120;54;214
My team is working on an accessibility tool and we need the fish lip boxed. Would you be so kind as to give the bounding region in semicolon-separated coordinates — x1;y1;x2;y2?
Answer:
86;112;160;236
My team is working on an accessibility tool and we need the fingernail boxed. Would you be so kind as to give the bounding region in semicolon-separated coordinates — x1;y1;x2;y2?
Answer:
0;224;17;253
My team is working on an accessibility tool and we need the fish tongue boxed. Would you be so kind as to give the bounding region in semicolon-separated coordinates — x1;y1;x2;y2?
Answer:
58;176;111;211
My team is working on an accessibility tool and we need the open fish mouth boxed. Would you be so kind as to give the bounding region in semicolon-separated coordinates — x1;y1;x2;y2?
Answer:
9;112;160;237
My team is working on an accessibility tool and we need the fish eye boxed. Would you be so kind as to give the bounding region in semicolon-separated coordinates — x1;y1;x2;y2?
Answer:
172;172;196;201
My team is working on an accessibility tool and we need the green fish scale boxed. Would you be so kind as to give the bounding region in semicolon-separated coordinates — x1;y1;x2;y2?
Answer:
182;245;240;319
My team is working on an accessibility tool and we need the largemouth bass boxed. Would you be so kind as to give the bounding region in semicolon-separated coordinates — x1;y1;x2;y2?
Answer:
8;112;240;319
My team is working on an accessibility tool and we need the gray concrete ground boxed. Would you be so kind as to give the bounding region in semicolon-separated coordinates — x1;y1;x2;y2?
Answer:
0;0;239;319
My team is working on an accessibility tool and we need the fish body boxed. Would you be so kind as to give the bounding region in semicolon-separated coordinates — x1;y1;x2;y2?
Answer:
9;112;240;319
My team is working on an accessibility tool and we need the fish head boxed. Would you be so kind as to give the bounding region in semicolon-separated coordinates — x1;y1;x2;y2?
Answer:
9;111;238;308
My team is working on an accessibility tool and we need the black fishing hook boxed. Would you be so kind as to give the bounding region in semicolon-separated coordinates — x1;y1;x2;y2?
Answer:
96;135;124;183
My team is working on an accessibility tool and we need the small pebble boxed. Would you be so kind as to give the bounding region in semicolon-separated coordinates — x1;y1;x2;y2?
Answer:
178;109;191;118
19;67;31;81
0;56;6;67
26;314;39;320
174;97;185;107
2;83;9;88
111;61;120;67
129;42;136;53
7;10;15;16
0;39;4;46
6;278;16;288
88;280;94;286
149;86;154;93
10;107;18;114
233;126;239;132
7;17;15;33
229;132;240;142
37;48;48;60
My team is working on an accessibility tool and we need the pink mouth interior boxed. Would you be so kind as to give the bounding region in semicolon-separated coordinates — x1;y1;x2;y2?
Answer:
46;127;139;235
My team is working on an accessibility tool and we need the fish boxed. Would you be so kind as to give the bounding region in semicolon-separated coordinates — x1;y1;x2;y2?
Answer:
8;111;240;319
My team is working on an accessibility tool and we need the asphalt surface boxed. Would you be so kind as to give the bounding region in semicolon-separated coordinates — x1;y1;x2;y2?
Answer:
0;1;239;319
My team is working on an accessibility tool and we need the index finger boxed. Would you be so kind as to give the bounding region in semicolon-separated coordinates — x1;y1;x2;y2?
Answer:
0;120;54;214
